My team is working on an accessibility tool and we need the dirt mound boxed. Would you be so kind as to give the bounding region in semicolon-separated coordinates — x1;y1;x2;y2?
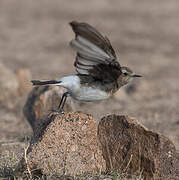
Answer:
16;112;105;176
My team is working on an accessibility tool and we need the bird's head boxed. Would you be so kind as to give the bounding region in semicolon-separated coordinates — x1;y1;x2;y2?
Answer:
118;66;142;86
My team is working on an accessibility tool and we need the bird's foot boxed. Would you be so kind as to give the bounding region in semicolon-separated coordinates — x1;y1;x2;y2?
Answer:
50;108;65;114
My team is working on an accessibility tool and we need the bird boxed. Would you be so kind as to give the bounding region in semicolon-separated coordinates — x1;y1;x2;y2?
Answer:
31;21;142;112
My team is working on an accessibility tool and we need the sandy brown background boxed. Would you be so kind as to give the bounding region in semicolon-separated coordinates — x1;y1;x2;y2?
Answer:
0;0;179;170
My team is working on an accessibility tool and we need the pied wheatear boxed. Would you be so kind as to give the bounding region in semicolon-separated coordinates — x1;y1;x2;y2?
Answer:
32;21;141;112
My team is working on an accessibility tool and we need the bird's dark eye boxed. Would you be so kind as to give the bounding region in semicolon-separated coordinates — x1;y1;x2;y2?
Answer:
124;72;128;76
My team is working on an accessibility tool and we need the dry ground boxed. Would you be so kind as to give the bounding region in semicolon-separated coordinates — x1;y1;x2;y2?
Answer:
0;0;179;178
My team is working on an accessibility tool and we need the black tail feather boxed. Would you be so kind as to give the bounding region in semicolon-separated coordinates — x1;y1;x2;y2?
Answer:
31;80;60;86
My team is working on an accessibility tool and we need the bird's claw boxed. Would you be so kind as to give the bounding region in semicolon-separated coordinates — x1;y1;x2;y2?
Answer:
50;109;65;114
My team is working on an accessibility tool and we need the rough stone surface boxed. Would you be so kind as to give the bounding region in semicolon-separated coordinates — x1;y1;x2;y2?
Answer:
23;86;74;130
0;62;19;108
17;112;105;176
98;115;179;179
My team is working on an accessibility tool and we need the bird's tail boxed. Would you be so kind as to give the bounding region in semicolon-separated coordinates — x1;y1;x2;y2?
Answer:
31;80;61;86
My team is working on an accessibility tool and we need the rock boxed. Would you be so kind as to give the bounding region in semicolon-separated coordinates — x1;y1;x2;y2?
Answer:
23;86;74;130
0;62;19;108
16;112;105;176
98;115;179;179
16;68;32;95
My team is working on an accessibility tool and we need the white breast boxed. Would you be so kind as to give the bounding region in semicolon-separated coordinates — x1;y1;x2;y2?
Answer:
74;86;110;101
58;75;110;101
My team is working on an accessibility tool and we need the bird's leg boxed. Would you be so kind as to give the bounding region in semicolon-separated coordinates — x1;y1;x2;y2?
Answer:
57;92;69;113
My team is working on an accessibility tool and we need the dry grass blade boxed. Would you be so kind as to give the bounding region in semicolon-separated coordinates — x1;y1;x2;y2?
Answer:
24;143;32;179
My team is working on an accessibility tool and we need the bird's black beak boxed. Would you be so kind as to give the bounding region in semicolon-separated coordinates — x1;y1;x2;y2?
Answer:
132;74;142;78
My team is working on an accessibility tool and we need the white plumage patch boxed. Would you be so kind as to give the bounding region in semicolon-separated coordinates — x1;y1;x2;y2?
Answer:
57;75;110;101
75;86;110;101
58;75;80;92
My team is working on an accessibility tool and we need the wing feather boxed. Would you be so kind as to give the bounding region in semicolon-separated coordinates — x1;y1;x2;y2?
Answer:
69;21;121;81
70;21;117;59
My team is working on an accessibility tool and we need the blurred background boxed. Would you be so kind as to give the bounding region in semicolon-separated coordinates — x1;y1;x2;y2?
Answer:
0;0;179;167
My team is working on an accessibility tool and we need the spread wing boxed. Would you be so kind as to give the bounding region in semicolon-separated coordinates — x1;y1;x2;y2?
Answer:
69;21;121;82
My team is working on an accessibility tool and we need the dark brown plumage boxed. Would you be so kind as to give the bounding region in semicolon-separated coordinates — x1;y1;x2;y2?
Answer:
69;21;122;84
70;21;117;59
31;80;60;86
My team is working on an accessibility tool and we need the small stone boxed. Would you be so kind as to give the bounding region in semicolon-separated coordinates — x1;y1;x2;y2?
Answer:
23;86;74;130
98;114;179;179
